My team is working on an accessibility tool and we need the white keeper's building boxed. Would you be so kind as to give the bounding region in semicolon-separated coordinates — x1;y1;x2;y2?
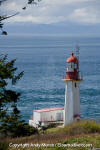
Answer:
29;108;64;128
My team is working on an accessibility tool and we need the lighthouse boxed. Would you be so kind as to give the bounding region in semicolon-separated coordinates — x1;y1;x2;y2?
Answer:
63;50;82;126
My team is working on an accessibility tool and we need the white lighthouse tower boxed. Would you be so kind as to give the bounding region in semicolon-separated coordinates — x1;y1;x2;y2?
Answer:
63;51;82;126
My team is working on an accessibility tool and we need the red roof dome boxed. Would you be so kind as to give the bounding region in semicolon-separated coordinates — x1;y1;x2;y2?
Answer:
66;52;78;64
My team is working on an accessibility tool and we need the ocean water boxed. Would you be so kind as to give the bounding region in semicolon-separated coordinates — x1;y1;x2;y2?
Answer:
0;35;100;122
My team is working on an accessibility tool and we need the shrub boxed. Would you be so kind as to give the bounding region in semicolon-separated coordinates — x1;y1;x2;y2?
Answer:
64;120;100;136
84;121;100;133
0;140;9;150
0;121;38;138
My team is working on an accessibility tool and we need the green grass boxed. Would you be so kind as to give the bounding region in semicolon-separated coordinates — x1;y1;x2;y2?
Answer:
1;120;100;150
63;120;100;135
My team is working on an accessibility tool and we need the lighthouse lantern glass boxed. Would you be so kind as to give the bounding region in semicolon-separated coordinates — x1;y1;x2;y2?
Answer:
67;62;74;72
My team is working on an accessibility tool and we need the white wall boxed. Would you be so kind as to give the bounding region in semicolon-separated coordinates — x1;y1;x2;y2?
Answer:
72;81;81;116
34;112;41;125
64;81;74;126
41;110;64;122
64;80;81;126
32;110;64;127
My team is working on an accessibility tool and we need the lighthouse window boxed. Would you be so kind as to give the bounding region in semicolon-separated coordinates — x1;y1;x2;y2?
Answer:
75;64;77;68
67;64;69;70
75;83;77;87
71;63;74;68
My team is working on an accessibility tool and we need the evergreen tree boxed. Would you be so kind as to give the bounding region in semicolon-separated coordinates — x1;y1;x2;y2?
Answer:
0;55;38;137
0;0;39;137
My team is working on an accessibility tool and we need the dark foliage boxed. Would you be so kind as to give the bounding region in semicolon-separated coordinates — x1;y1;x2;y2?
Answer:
0;140;9;150
0;0;39;138
0;55;38;137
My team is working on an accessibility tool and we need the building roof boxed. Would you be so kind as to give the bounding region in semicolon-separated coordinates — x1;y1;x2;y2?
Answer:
66;52;78;64
34;108;64;113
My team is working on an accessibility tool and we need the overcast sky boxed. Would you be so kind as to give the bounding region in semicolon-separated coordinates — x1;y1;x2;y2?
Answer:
1;0;100;35
1;0;99;25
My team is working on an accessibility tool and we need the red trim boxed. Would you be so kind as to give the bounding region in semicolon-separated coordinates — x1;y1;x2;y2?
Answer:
34;108;64;113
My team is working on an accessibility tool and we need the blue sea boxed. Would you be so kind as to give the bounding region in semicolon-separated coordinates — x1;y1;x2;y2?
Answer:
0;35;100;122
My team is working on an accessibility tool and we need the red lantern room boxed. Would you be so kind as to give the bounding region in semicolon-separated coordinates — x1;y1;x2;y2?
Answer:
63;52;80;80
